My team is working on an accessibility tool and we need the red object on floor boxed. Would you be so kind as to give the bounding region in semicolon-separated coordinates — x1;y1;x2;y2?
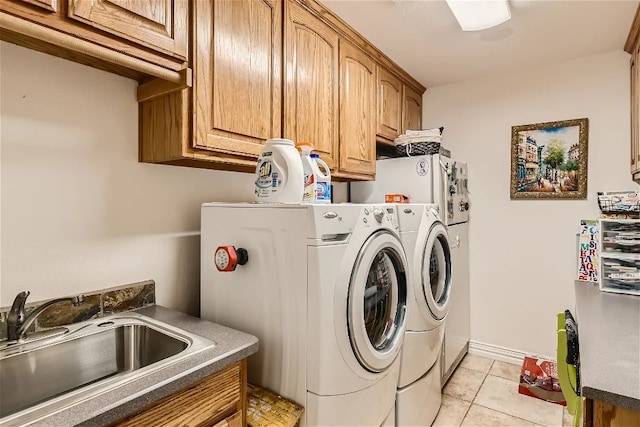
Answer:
518;355;567;406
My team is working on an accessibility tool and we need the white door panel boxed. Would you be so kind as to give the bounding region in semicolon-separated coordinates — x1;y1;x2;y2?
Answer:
200;207;308;406
443;222;470;378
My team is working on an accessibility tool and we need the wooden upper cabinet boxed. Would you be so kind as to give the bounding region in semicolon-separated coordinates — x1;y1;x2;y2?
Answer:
636;45;640;174
339;41;376;177
632;49;638;175
633;44;640;176
403;85;423;132
192;0;282;159
284;0;339;170
134;0;425;176
626;4;640;180
20;0;58;12
377;66;402;142
67;0;188;59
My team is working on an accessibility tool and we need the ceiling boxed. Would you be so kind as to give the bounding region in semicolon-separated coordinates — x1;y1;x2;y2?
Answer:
321;0;639;88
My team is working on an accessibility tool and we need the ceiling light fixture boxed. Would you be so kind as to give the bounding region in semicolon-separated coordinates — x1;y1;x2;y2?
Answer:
445;0;511;32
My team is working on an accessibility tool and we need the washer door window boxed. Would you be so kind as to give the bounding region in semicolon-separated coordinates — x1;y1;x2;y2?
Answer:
348;231;408;373
422;223;452;320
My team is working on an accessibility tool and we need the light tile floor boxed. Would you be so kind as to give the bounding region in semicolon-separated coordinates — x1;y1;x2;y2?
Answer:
432;354;572;427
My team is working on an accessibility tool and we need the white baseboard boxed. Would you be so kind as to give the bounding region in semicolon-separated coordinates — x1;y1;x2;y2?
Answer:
468;341;528;365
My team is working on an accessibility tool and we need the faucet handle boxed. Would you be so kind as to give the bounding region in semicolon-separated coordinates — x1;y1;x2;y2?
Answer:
13;291;31;306
11;290;30;309
9;291;30;324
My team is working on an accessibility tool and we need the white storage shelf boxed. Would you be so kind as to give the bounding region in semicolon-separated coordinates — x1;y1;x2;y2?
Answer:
598;219;640;296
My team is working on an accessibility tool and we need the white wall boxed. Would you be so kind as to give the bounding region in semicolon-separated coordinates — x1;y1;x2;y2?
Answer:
0;43;348;315
423;50;636;358
0;42;263;315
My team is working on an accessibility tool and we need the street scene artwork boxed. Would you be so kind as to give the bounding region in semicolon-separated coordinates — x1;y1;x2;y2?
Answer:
510;118;588;199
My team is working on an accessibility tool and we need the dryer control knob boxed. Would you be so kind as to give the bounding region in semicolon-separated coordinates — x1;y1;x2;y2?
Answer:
373;208;384;223
214;246;249;272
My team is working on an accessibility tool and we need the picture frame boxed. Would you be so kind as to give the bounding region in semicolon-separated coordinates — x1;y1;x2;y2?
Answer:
510;118;589;199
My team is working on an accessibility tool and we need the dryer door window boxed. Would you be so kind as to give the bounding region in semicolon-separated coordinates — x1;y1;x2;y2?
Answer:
422;223;451;320
348;230;408;373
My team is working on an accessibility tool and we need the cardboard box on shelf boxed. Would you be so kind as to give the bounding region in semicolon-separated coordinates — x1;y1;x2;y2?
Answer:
385;194;411;203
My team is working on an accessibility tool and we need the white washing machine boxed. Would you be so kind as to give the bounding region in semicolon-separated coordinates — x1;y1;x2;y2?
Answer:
200;203;409;427
395;203;452;426
351;156;471;384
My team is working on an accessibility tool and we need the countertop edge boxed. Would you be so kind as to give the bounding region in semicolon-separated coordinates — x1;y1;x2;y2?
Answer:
582;387;640;412
574;281;640;412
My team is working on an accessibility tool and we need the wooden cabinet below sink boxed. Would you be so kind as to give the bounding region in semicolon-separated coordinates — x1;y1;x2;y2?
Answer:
584;399;640;427
113;360;247;427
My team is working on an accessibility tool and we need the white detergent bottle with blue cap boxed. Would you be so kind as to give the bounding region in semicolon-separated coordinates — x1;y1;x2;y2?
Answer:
311;153;331;204
254;138;304;203
296;142;316;204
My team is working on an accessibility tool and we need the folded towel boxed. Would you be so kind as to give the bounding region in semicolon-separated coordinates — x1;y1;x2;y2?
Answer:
394;135;442;146
405;127;444;137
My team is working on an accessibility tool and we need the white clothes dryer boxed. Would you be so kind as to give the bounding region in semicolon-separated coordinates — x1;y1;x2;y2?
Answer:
201;203;409;427
395;204;452;426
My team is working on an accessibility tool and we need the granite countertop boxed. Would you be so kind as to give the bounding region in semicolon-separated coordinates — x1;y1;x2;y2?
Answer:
574;281;640;411
25;305;259;427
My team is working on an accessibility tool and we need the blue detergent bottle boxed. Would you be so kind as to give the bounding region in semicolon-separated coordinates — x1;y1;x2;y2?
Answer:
311;153;331;204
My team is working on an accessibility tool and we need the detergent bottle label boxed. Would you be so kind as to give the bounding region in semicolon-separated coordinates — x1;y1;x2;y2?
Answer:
316;181;331;202
255;153;282;198
302;173;316;202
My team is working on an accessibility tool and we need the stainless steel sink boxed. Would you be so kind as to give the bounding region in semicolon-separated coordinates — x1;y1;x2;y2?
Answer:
0;313;216;426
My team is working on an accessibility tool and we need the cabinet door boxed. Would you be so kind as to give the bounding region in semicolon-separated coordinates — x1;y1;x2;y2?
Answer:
633;45;640;175
114;362;245;427
403;85;423;132
377;66;402;141
67;0;187;59
339;41;376;176
284;0;338;169
193;0;282;159
19;0;58;12
211;411;242;427
590;400;640;427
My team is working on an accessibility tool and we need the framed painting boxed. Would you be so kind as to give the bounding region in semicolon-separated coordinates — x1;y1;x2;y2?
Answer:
510;118;589;199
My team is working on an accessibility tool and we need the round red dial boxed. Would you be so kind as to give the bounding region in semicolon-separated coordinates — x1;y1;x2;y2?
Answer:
214;246;249;272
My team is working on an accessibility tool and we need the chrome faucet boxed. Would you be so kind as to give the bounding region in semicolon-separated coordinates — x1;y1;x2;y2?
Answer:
7;291;84;341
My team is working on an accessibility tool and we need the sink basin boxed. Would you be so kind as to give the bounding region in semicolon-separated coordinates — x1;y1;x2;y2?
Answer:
0;313;215;425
